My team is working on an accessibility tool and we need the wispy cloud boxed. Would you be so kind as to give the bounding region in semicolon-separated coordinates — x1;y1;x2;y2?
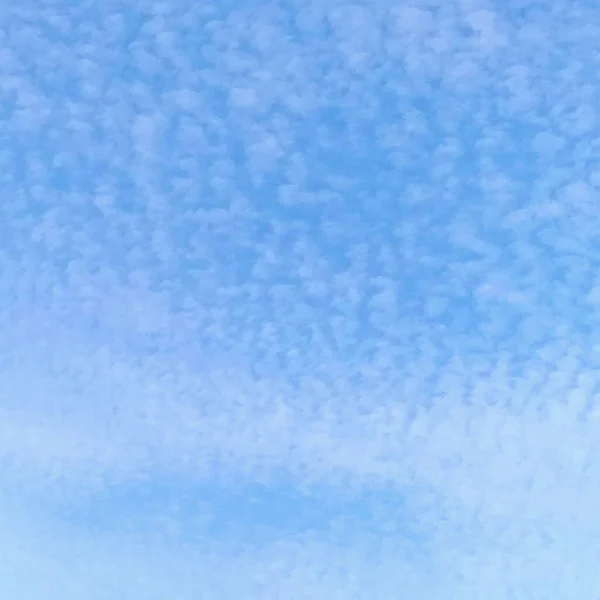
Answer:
2;0;600;597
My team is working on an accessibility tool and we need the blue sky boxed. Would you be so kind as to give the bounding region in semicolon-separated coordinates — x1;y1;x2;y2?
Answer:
2;0;600;597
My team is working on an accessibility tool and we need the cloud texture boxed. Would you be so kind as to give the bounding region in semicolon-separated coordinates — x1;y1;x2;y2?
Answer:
2;0;600;598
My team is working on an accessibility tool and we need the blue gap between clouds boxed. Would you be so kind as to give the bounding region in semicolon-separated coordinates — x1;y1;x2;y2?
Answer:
26;476;433;550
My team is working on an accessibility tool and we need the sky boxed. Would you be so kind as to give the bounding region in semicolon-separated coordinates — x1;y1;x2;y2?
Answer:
1;0;600;597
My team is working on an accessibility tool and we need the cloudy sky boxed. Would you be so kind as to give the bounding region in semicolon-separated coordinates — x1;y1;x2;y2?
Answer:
2;0;600;598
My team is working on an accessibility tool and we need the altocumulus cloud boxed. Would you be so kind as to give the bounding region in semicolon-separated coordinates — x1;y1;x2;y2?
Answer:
1;0;600;598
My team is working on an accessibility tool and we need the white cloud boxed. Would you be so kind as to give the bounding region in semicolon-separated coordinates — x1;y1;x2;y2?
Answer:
3;0;600;597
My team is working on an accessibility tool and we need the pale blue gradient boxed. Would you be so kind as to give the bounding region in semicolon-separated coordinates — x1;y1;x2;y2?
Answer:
2;0;600;598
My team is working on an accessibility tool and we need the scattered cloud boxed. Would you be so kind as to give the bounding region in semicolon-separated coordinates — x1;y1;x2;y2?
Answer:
2;0;600;597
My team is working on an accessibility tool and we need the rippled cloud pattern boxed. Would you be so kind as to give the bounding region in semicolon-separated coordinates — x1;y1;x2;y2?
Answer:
1;0;600;598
